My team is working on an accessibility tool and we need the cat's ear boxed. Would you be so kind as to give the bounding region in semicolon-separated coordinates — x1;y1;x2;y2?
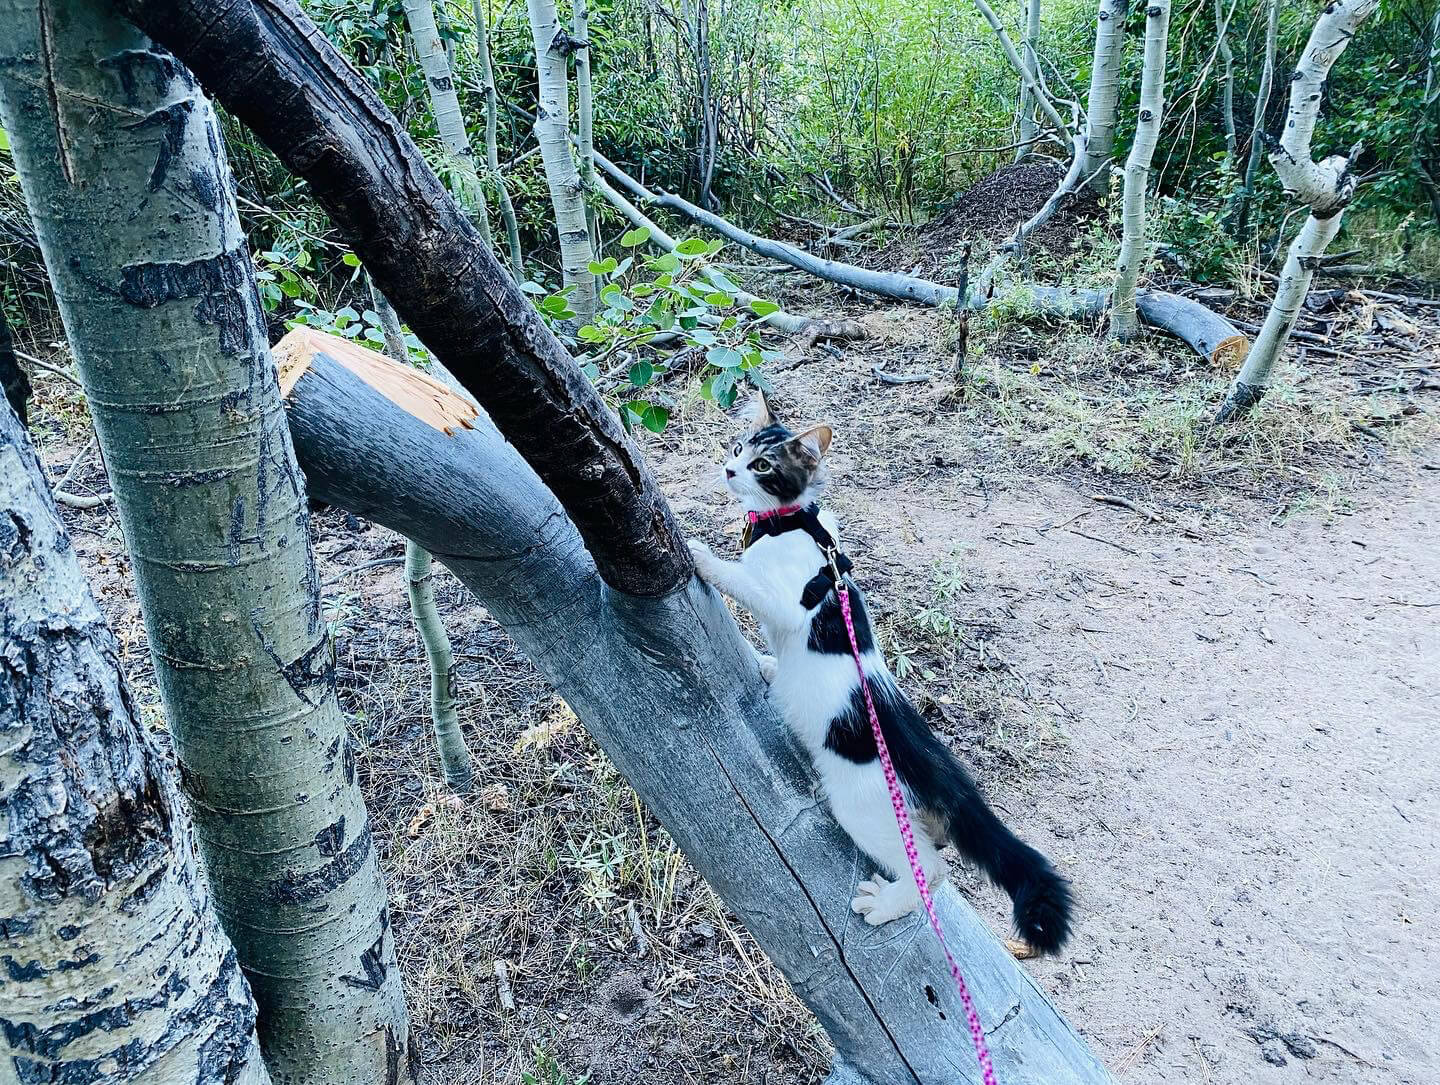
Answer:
739;390;773;429
792;424;833;460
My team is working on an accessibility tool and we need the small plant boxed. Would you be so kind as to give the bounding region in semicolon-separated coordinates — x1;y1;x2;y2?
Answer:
522;1044;589;1085
526;227;782;433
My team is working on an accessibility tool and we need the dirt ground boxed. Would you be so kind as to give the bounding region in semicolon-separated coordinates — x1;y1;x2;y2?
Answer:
21;183;1440;1083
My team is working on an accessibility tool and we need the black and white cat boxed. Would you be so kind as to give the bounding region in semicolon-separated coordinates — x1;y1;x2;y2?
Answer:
687;394;1072;955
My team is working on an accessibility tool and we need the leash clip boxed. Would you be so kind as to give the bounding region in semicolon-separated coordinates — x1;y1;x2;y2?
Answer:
825;545;844;586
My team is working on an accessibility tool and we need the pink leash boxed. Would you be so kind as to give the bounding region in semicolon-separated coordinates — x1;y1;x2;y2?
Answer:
836;580;1000;1085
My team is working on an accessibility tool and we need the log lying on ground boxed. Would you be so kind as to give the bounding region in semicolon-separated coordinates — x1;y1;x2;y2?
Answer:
595;152;1246;365
275;329;1117;1085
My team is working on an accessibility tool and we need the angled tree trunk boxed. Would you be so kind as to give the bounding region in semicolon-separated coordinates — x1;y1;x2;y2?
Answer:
403;0;492;245
1;402;271;1085
1229;0;1280;236
1079;0;1128;193
473;0;524;277
1218;0;1379;421
272;329;1118;1085
1109;0;1171;341
0;6;413;1082
526;0;598;322
1014;0;1043;162
113;0;688;598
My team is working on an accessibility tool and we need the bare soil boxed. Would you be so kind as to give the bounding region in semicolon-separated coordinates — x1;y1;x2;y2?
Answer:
864;161;1106;279
21;204;1440;1082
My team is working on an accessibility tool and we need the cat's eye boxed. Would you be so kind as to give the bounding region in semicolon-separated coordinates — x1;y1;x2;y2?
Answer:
731;441;743;457
750;457;772;473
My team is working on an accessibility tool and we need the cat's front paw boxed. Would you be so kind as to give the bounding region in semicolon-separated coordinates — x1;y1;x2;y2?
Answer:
850;876;920;926
757;654;779;683
686;538;722;582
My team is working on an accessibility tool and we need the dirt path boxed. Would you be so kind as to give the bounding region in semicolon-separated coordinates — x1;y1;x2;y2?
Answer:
799;465;1438;1083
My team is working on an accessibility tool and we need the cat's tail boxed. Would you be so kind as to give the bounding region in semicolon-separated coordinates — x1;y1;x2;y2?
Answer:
887;693;1073;954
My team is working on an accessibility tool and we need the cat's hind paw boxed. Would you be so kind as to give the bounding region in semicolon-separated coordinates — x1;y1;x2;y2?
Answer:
850;876;920;926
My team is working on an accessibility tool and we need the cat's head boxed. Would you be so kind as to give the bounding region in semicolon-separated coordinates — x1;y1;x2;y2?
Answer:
722;392;833;512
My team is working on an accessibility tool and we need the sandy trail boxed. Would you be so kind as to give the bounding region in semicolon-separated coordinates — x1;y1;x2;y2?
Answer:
804;467;1439;1083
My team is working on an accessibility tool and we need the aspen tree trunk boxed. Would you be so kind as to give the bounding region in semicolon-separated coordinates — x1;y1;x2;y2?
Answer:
367;282;474;792
473;0;524;276
1109;0;1171;341
0;6;414;1082
1014;0;1043;162
1230;0;1280;235
695;0;717;207
526;0;598;322
1215;0;1237;167
403;0;492;245
573;0;599;245
1079;0;1128;193
1219;0;1379;421
0;402;271;1085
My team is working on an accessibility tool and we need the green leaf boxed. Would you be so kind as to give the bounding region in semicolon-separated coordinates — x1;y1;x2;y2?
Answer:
710;369;739;407
688;329;717;346
577;324;607;343
748;299;781;317
640;404;670;433
748;368;774;393
0;128;10;152
651;253;680;274
675;238;710;257
588;256;619;275
621;226;651;248
706;270;739;293
342;252;362;267
706;239;725;255
702;292;735;307
706;346;744;369
628;360;654;387
362;309;381;325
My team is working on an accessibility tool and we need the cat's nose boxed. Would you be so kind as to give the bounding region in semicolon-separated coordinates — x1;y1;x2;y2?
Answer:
725;468;736;479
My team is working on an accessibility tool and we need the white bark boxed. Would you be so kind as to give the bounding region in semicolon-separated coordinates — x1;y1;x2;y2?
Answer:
0;7;414;1081
403;0;492;245
1110;0;1171;341
1079;0;1128;192
1215;0;1237;166
1015;0;1044;162
1220;0;1379;420
1231;0;1280;233
1;404;271;1085
526;0;598;322
971;0;1071;141
573;0;599;243
474;0;524;277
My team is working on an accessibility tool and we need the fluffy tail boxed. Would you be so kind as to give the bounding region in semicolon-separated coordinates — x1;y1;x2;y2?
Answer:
878;686;1074;953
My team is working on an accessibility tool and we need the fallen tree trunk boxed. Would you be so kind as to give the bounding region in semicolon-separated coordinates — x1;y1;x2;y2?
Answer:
596;151;1243;364
274;329;1117;1085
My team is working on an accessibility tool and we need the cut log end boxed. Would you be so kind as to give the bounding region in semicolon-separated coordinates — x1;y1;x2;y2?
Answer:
275;326;479;436
1210;333;1250;371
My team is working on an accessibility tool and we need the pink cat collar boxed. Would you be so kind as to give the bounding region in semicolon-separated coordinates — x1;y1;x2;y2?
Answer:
746;504;803;524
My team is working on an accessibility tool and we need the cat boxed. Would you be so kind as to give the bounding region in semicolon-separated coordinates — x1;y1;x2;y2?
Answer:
687;393;1073;955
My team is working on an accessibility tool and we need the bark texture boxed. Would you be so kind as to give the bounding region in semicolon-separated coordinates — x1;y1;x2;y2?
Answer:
473;0;524;276
1219;0;1378;420
526;0;598;322
1014;0;1044;161
1230;0;1280;235
1079;0;1128;193
402;0;492;244
0;7;413;1081
1110;0;1171;341
113;0;690;598
0;403;271;1085
277;333;1118;1085
572;0;598;243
